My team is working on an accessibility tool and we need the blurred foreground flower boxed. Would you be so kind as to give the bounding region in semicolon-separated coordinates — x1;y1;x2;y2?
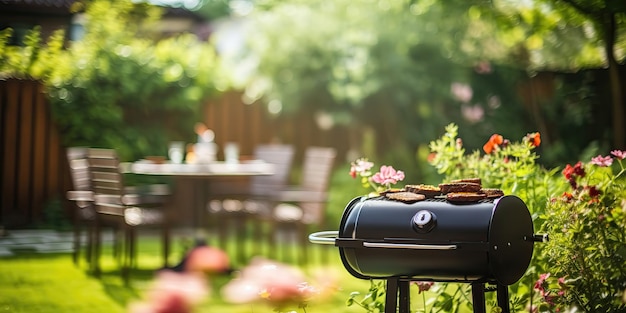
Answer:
184;245;230;274
221;257;337;312
128;270;209;313
128;245;230;313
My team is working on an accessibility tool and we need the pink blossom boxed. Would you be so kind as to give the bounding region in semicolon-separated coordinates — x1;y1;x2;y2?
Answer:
413;281;434;294
128;270;209;313
184;245;230;274
590;155;613;167
474;61;492;74
349;158;374;178
221;257;331;308
371;165;405;186
451;82;473;103
461;103;484;124
611;150;626;160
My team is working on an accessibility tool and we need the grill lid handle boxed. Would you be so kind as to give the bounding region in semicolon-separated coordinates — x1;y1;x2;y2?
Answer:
309;232;459;250
362;242;457;250
309;230;339;245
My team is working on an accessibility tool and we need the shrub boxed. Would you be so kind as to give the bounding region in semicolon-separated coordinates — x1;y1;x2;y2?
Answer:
537;152;626;312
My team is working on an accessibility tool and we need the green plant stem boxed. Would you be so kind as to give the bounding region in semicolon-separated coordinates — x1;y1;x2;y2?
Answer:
433;284;461;313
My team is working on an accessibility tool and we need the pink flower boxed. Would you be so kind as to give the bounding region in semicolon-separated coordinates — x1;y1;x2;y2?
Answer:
413;281;434;294
451;82;473;103
474;61;492;74
128;270;209;313
184;245;230;275
611;150;626;160
221;257;330;309
461;103;484;124
371;165;405;186
591;155;613;167
534;273;550;292
349;158;374;178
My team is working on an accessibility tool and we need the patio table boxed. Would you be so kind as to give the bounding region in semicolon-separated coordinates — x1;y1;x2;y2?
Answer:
127;160;275;245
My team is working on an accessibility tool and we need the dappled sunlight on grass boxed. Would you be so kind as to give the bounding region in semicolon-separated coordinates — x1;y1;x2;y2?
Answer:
0;236;375;313
0;253;125;313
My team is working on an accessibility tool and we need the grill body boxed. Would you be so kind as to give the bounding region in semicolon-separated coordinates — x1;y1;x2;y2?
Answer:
336;195;535;286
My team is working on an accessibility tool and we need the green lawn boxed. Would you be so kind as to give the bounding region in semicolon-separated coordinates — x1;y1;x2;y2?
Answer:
0;236;378;313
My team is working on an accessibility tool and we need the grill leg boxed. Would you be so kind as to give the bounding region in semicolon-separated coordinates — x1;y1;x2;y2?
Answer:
471;283;486;313
384;279;410;313
398;280;410;313
385;279;398;313
497;284;510;313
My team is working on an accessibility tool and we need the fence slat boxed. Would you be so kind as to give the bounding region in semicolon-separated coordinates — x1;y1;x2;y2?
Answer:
2;80;21;227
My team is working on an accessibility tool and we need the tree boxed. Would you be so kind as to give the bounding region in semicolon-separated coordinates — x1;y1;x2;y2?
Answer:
217;0;535;172
487;0;626;149
554;0;626;149
0;0;224;160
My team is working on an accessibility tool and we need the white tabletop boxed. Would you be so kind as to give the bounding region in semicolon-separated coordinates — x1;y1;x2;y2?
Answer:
128;160;274;177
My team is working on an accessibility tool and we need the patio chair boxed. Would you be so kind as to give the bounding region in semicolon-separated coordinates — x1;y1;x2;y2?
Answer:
209;144;295;261
66;147;96;266
87;148;172;282
266;146;336;264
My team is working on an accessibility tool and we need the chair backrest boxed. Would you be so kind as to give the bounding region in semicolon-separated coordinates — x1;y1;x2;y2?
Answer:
300;146;336;192
67;147;91;192
87;148;124;197
299;146;336;225
250;144;295;196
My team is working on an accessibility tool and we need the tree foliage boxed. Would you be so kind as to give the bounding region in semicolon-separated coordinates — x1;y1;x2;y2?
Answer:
492;0;626;149
217;0;537;172
0;0;223;160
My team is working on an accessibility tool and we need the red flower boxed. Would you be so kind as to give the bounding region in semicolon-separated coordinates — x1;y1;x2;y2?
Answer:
525;132;541;147
482;134;504;154
562;162;585;180
587;185;601;198
561;192;573;202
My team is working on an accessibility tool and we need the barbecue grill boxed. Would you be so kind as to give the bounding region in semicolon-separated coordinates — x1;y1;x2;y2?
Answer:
310;194;547;313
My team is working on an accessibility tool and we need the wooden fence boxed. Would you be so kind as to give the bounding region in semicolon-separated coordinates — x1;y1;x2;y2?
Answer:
202;91;352;163
1;79;70;229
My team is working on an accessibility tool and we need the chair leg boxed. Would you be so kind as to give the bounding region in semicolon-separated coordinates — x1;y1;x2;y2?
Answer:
162;225;170;268
217;212;229;251
251;217;264;256
85;221;94;265
92;217;102;276
73;222;81;265
114;227;123;263
236;213;247;264
122;227;133;284
269;221;278;261
298;223;308;266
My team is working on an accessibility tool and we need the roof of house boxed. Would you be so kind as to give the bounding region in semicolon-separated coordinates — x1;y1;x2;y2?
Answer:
0;0;206;20
0;0;77;15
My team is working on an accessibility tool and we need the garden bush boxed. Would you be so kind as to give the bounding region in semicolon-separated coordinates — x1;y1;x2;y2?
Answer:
0;0;224;161
344;123;625;312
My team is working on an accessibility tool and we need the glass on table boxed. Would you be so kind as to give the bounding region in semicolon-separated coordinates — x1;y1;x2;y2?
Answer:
224;142;239;164
168;141;185;164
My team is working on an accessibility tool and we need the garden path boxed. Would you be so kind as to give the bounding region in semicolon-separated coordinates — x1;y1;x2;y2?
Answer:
0;229;113;257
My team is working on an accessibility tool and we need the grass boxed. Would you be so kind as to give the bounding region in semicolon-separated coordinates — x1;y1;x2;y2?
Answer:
0;166;477;313
0;235;376;313
0;166;376;313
